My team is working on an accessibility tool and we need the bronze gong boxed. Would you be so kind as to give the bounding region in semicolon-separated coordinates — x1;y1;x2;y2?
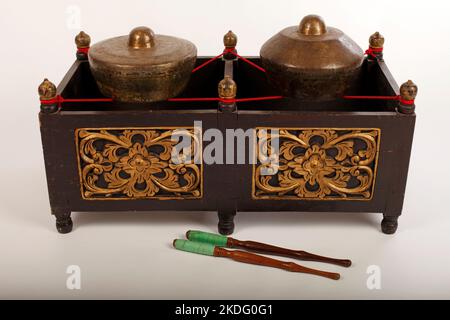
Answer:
88;26;197;103
260;15;364;100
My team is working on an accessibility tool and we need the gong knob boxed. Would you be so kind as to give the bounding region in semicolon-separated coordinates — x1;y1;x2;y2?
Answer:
128;26;155;49
299;14;327;36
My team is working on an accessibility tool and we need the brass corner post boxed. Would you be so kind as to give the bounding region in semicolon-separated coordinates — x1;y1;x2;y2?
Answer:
219;30;238;112
223;30;237;60
218;74;237;112
75;31;91;60
38;78;58;113
367;31;384;61
398;80;418;114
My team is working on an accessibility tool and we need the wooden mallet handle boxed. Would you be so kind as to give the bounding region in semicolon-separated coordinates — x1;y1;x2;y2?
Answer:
173;239;340;280
214;248;340;280
186;230;351;267
230;239;352;267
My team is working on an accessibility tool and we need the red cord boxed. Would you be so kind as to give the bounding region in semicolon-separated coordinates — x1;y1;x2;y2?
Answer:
365;47;383;58
183;47;270;103
40;95;113;107
343;95;398;100
192;48;266;73
42;49;272;107
77;47;89;54
168;96;283;103
168;97;221;102
40;95;283;106
226;51;266;73
343;95;415;105
233;96;282;102
399;98;415;105
191;51;227;73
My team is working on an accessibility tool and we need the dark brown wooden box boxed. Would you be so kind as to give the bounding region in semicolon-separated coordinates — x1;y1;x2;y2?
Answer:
39;57;415;235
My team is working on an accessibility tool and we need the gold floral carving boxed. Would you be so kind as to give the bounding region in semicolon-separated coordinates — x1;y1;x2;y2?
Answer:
253;128;380;200
75;128;202;200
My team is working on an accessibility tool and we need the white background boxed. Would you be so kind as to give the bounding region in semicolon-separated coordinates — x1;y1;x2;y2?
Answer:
0;0;449;299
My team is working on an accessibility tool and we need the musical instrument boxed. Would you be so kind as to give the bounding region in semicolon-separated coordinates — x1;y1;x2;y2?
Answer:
260;14;364;100
186;230;351;267
173;239;340;280
88;26;197;103
39;18;416;236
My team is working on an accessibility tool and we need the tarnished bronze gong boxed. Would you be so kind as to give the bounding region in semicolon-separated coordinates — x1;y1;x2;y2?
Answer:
260;15;364;100
89;27;197;103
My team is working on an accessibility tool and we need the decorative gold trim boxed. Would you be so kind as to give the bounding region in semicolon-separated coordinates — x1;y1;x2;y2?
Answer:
252;128;381;201
75;127;203;200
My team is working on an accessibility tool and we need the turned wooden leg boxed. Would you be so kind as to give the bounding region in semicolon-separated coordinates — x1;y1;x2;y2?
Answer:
218;209;236;235
53;208;73;234
381;215;399;235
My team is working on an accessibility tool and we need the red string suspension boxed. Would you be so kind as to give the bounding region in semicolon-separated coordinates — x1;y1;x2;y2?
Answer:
168;97;220;102
41;48;274;107
232;96;282;102
191;51;228;73
168;96;283;103
226;51;266;73
77;47;90;54
192;48;266;73
40;95;283;106
40;95;113;107
181;47;272;103
343;95;398;100
343;95;414;105
399;98;415;105
365;47;383;58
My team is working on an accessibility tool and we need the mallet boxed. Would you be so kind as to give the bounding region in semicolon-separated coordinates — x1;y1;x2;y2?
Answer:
186;230;351;267
173;239;340;280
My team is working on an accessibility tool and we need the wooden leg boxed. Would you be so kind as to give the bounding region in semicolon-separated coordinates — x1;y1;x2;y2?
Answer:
381;214;399;235
53;208;73;234
218;209;236;235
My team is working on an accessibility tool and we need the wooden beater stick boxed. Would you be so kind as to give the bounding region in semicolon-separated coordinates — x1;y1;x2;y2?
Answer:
186;230;351;267
173;239;340;280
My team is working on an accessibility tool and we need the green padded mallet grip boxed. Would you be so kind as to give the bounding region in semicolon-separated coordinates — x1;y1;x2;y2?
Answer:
186;230;228;247
173;239;216;256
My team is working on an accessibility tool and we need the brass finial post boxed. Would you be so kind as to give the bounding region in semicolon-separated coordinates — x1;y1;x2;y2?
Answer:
75;31;91;60
218;76;237;100
218;75;237;112
223;30;237;60
398;80;417;114
38;78;58;113
367;31;384;61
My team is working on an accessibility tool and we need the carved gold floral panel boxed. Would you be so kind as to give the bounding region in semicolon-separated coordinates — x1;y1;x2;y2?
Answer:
253;128;380;200
75;128;202;200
